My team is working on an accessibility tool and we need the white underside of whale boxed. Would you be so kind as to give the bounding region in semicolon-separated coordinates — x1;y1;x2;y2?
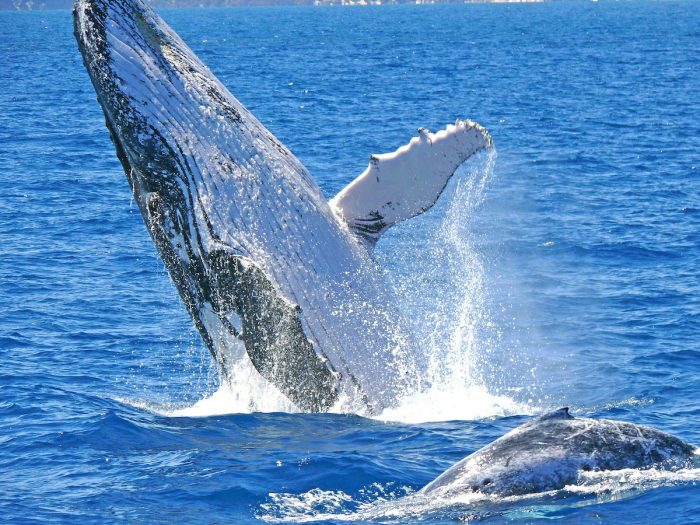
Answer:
74;0;493;414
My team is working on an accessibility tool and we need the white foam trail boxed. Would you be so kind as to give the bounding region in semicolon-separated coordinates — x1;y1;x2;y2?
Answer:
258;484;420;524
567;466;700;498
259;488;356;524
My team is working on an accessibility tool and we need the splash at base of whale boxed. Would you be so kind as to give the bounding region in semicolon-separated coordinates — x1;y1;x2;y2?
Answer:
74;0;493;415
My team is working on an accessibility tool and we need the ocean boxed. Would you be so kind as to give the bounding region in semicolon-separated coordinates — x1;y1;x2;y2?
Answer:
1;1;699;522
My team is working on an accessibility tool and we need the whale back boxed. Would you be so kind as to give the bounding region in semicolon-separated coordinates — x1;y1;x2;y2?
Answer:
74;0;418;412
421;409;698;497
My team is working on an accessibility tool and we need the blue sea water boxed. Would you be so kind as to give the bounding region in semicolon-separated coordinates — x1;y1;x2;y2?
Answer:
1;1;700;522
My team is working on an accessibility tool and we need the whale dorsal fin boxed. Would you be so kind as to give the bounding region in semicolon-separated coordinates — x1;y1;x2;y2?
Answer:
329;120;492;246
534;407;574;423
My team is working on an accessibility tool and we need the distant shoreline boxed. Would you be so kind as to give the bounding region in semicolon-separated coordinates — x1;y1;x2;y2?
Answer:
3;0;547;11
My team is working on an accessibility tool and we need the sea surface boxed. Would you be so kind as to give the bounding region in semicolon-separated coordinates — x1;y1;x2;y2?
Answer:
1;1;699;523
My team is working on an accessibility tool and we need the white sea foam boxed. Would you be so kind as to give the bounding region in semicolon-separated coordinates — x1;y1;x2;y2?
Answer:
259;488;356;523
378;383;532;423
140;358;298;417
166;382;289;418
125;380;529;422
567;466;700;498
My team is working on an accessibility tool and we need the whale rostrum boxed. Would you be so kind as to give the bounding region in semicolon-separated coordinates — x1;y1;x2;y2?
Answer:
421;408;699;498
74;0;493;413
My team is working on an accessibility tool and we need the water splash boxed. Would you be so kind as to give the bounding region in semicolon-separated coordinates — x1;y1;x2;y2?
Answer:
168;360;297;417
568;466;700;499
378;383;532;424
376;149;532;422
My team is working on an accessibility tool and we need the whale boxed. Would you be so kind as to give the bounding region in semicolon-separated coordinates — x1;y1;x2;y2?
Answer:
73;0;493;414
421;408;699;498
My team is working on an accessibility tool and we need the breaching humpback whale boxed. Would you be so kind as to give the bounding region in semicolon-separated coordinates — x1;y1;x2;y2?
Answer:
421;408;699;498
74;0;492;413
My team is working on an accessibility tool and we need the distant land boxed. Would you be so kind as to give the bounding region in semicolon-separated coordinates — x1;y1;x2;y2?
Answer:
1;0;545;11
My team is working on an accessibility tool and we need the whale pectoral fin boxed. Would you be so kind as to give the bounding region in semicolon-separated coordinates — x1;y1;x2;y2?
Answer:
329;120;493;246
207;251;340;412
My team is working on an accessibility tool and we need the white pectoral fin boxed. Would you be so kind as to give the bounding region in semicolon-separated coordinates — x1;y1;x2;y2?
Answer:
330;120;493;246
